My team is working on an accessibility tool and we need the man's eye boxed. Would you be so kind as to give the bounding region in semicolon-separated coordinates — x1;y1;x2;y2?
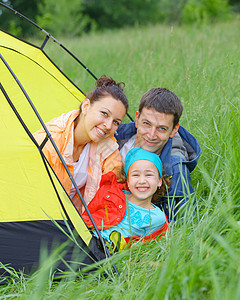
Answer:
143;121;150;126
101;111;108;116
157;127;167;132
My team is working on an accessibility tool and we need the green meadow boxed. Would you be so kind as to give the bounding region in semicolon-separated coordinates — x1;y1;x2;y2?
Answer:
1;18;240;299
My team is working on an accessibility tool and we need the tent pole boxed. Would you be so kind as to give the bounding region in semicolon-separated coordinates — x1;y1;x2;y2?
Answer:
0;2;134;122
0;2;97;80
0;53;118;273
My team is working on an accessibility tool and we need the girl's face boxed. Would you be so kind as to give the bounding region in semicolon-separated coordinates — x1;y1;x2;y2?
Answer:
127;160;162;204
80;96;126;143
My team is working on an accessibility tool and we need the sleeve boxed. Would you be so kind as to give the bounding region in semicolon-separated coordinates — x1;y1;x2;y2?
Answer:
82;172;125;229
101;149;124;179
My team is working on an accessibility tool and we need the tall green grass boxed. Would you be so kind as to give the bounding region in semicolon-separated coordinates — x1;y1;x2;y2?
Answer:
1;18;240;299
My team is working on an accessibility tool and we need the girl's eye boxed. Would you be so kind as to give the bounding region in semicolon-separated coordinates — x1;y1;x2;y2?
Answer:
146;174;153;177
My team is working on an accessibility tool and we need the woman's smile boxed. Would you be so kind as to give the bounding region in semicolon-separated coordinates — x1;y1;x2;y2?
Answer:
76;96;126;144
95;126;107;137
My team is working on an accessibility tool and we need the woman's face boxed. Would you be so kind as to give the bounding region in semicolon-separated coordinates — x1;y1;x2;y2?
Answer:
80;96;126;143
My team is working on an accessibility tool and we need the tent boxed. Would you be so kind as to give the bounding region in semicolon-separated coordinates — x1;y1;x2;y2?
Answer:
0;4;116;278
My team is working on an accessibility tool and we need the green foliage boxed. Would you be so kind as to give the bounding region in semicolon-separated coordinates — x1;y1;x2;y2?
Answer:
36;0;96;37
0;0;41;37
8;19;22;36
229;0;240;12
0;0;238;37
157;0;188;24
1;18;240;297
82;0;161;29
181;0;232;24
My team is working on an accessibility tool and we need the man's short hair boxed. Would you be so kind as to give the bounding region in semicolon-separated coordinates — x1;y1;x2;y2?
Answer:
138;88;183;128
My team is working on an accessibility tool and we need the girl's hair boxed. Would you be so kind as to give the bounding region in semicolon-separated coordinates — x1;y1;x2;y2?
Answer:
151;171;171;203
117;166;171;201
80;75;128;112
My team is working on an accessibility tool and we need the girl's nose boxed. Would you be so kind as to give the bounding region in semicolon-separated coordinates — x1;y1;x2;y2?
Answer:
138;175;146;184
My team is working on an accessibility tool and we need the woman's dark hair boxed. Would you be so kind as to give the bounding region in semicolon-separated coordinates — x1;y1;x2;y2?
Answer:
81;75;128;112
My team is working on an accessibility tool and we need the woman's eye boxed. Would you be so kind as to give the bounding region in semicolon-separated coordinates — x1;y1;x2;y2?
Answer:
113;120;120;126
101;111;108;117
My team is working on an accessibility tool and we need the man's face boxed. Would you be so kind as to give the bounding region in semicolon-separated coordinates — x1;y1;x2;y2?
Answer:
134;107;179;155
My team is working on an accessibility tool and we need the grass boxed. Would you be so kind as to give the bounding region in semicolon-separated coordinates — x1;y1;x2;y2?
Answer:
1;18;240;299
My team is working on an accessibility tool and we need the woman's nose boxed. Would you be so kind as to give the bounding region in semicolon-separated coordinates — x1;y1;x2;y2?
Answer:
104;118;112;130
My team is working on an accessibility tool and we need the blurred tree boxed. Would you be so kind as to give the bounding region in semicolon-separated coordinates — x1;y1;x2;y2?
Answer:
157;0;188;23
36;0;96;37
229;0;240;12
82;0;161;29
181;0;232;24
0;0;41;36
0;0;237;37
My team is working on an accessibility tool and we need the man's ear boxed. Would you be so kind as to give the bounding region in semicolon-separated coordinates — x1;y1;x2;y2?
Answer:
135;111;139;128
81;98;90;116
170;123;179;138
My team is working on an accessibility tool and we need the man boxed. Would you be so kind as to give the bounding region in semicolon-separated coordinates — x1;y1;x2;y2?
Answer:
115;88;201;221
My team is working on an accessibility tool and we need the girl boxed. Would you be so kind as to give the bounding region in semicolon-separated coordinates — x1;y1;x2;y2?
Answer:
82;147;169;247
34;76;128;212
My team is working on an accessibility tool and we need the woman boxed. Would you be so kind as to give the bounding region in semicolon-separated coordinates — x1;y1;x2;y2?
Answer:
34;76;128;212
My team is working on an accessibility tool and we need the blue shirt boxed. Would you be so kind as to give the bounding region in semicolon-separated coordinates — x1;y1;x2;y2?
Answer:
98;200;166;242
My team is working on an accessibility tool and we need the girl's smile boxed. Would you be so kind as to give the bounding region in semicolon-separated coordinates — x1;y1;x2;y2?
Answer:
127;159;162;208
136;187;150;192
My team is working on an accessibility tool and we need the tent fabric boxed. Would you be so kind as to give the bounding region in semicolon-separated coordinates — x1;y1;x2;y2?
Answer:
0;220;99;273
0;29;106;275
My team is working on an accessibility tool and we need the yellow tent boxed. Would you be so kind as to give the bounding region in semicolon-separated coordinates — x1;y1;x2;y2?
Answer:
0;29;108;275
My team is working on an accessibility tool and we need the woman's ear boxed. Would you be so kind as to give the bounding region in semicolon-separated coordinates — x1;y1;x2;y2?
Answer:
81;98;90;116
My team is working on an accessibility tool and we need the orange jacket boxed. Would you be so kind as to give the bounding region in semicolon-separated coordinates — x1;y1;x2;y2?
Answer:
82;172;126;229
33;109;123;212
